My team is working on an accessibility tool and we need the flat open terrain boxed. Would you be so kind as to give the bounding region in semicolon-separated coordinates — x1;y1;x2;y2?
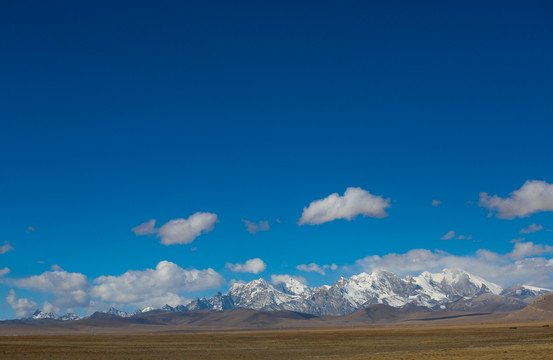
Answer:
2;324;553;359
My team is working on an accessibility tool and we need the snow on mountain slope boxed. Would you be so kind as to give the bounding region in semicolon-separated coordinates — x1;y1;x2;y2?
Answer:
334;270;413;308
19;268;549;320
30;310;58;320
418;268;503;297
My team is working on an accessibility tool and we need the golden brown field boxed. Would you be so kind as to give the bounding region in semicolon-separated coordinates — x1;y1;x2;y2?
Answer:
1;324;553;360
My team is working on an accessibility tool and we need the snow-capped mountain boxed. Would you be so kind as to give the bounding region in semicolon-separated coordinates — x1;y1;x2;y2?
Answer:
501;284;553;304
105;306;132;318
177;268;550;316
30;309;58;320
161;304;188;312
22;268;553;320
60;313;81;321
29;310;81;321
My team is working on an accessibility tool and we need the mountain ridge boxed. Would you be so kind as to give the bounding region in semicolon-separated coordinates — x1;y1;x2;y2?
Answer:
21;268;553;321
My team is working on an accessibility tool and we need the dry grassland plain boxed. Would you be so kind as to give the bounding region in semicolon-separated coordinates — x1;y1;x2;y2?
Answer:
1;324;553;360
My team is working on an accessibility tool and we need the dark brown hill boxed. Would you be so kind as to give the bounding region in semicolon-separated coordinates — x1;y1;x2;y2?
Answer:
344;304;404;323
505;294;553;323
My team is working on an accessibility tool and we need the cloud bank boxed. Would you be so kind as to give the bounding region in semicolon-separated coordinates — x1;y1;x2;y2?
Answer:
298;187;391;225
15;269;90;308
90;261;223;308
6;290;37;318
356;242;553;287
479;180;553;219
7;261;225;315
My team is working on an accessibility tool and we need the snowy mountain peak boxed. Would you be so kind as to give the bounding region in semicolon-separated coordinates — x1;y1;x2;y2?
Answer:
17;269;550;321
105;307;132;318
272;277;311;296
60;313;80;321
30;309;58;320
432;268;503;295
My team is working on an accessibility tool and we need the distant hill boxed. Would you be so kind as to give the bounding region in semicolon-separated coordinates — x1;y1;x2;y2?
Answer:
505;294;553;323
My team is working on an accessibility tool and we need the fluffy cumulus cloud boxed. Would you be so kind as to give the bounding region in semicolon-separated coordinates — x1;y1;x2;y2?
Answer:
520;223;543;234
90;261;223;308
226;258;266;274
242;219;270;234
131;219;157;235
0;241;14;254
479;180;553;219
6;289;37;318
508;241;553;260
15;270;90;308
6;261;225;317
132;213;218;245
356;243;553;288
296;263;338;276
298;187;391;225
158;213;218;245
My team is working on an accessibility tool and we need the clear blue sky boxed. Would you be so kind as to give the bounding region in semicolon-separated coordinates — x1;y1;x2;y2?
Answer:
1;0;552;318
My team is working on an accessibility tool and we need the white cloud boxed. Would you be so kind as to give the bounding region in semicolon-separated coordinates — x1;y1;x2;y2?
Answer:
432;199;441;207
296;263;339;275
298;187;391;225
0;241;14;254
90;261;223;308
0;267;10;277
296;263;326;275
271;274;307;285
229;279;246;286
157;213;218;245
226;258;266;274
42;300;60;315
6;289;37;318
15;270;90;308
479;180;553;219
51;264;63;271
242;219;270;234
440;230;472;240
356;244;553;288
26;226;36;232
131;219;157;235
520;223;543;234
508;241;553;260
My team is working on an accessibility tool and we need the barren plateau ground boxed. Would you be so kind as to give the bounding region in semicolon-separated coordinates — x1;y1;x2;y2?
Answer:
2;324;553;360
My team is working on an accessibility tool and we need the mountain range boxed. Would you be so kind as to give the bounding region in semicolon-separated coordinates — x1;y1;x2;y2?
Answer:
25;268;552;321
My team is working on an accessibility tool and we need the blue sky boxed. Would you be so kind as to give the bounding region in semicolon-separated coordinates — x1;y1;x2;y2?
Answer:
1;0;553;318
